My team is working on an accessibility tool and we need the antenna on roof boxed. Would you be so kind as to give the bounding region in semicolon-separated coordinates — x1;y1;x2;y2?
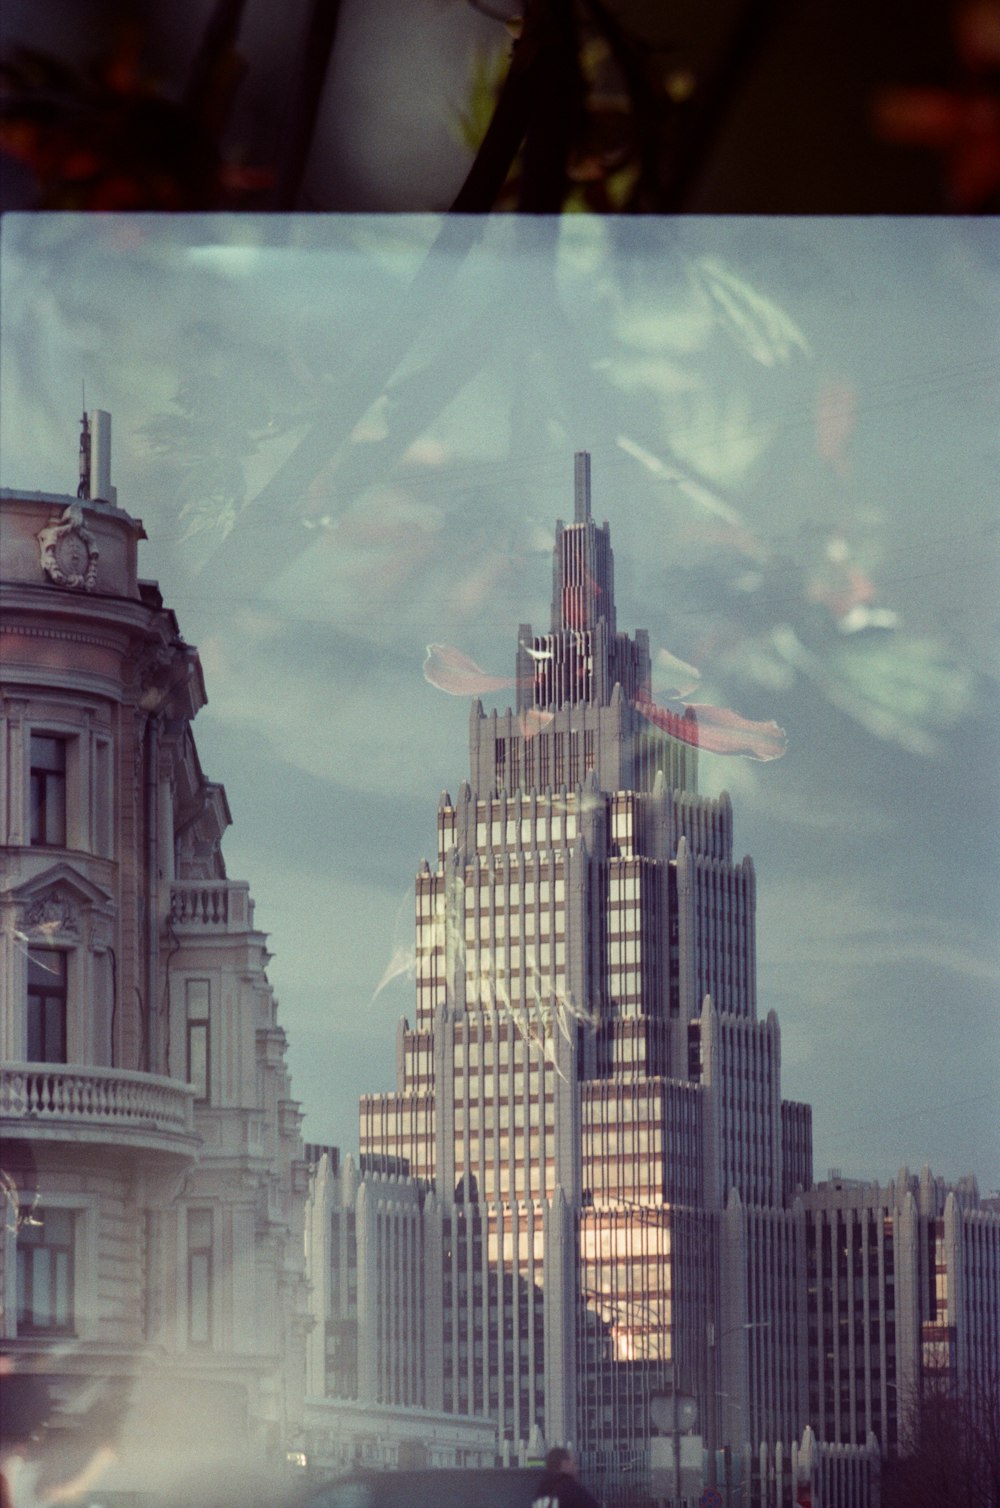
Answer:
77;385;91;500
573;451;591;524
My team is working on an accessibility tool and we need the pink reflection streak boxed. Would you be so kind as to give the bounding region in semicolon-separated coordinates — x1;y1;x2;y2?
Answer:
816;378;858;479
425;645;786;760
424;643;518;697
636;698;786;762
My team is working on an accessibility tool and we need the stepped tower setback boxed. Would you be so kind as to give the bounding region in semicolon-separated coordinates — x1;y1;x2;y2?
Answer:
359;454;812;1462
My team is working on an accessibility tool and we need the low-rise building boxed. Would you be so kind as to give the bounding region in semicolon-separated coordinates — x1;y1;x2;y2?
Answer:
797;1166;999;1454
303;1147;502;1477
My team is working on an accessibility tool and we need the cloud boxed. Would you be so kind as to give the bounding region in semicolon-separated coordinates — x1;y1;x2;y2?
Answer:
200;641;461;804
758;880;1000;988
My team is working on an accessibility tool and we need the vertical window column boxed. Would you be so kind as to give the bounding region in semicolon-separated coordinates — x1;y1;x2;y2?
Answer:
16;1208;75;1334
92;736;113;857
185;979;211;1103
27;948;67;1063
30;734;67;846
187;1209;213;1346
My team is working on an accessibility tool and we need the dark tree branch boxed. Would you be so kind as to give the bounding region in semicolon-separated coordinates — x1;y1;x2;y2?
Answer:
658;0;794;211
517;0;582;211
193;216;490;584
578;0;671;210
270;0;344;210
450;0;572;212
182;0;249;131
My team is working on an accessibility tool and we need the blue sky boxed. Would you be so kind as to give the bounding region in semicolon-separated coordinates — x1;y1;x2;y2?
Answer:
2;214;997;1194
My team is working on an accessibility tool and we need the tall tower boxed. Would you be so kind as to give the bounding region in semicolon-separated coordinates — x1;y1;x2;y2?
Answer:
360;455;812;1464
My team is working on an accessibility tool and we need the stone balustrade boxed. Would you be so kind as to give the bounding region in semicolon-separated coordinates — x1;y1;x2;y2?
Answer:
0;1062;195;1142
168;880;253;932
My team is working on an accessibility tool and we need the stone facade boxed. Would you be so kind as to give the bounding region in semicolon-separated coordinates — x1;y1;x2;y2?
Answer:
0;416;310;1502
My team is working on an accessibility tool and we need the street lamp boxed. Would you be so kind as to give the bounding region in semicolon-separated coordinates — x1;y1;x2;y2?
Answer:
650;1376;698;1505
706;1321;770;1497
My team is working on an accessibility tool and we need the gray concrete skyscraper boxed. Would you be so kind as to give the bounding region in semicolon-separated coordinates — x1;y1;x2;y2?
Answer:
359;452;813;1467
340;455;998;1505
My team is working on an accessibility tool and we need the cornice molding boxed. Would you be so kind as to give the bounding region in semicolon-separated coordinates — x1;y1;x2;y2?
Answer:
0;621;125;654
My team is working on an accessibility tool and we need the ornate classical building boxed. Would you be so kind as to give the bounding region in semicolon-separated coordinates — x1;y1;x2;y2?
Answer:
0;415;310;1501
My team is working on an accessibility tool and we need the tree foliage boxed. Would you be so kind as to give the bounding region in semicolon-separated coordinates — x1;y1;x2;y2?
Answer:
881;1372;1000;1508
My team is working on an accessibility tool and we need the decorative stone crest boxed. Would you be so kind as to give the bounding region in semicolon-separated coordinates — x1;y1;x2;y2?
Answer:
37;504;99;591
21;887;80;939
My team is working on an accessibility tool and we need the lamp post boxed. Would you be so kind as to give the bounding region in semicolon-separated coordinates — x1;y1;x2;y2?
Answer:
706;1321;770;1500
649;1376;697;1505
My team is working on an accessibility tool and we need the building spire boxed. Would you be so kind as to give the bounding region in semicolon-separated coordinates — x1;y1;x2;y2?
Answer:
77;394;91;501
557;451;612;638
515;451;651;713
574;451;591;523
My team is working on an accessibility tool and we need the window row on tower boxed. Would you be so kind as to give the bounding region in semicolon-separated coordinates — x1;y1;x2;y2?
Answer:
495;720;599;794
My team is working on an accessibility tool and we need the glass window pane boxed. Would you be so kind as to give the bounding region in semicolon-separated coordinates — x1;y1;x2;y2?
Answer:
31;735;66;772
45;779;66;844
189;1252;210;1343
54;1251;71;1325
47;1208;74;1243
189;1209;212;1246
34;1250;52;1327
28;948;64;989
188;1022;208;1100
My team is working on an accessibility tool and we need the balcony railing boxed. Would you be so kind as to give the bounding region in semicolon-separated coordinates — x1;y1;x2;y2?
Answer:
1;1063;196;1145
169;880;254;932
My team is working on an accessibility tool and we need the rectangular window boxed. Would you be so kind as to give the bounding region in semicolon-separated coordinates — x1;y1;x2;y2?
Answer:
93;737;113;857
187;1210;213;1346
27;949;67;1063
30;735;67;846
17;1208;75;1334
185;980;210;1103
